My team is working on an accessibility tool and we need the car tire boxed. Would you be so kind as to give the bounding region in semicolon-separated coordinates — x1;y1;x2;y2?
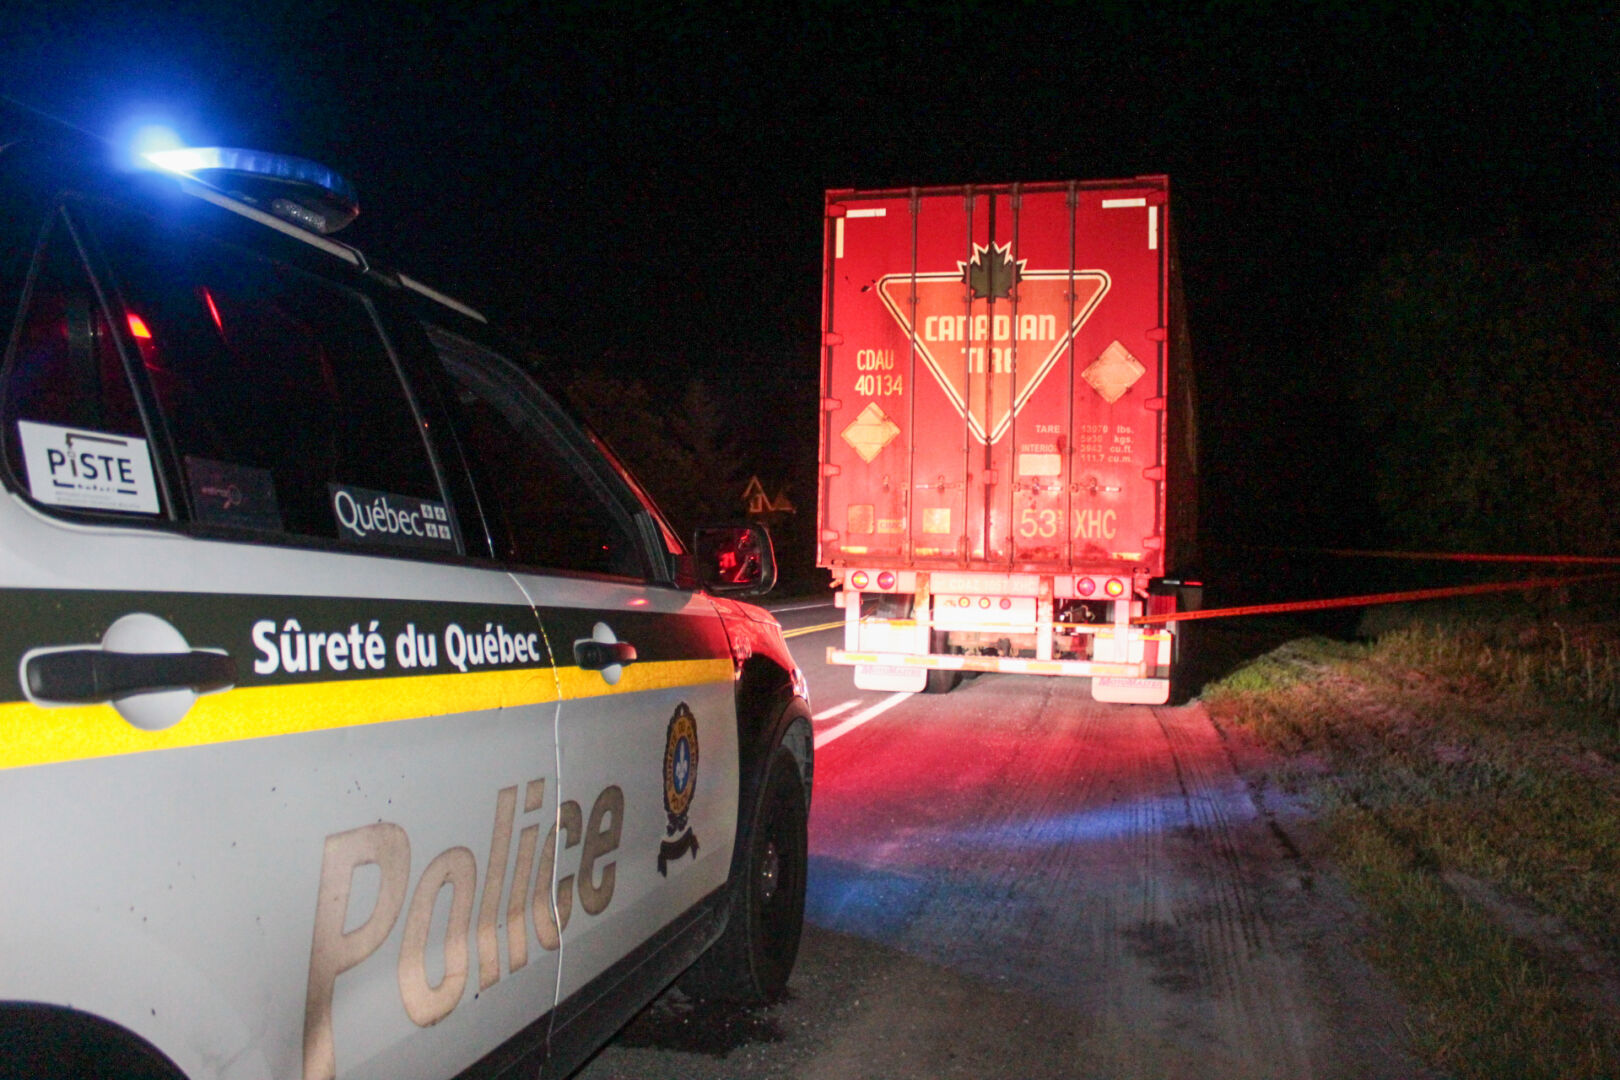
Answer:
0;1007;183;1080
680;745;807;1004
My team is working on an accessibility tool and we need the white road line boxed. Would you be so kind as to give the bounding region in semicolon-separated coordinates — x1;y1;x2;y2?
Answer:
814;692;912;749
812;699;862;721
771;601;836;613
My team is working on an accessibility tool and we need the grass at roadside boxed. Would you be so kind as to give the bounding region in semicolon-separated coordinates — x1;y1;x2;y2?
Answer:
1204;614;1620;1080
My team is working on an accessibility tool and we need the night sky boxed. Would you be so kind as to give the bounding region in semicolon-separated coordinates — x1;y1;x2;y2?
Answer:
4;2;1616;570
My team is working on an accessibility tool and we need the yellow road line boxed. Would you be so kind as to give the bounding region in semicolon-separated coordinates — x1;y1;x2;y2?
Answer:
783;620;845;639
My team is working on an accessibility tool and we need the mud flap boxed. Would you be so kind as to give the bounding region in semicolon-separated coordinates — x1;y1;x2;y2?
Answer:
1092;676;1170;705
854;664;928;693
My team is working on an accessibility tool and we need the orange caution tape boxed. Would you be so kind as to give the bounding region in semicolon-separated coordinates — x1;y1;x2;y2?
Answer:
1132;572;1620;626
1253;546;1620;565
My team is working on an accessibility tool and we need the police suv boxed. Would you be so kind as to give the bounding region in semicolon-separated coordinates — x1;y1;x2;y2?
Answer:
0;134;812;1079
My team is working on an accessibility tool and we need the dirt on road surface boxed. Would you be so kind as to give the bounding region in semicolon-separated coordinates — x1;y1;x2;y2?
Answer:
577;677;1434;1079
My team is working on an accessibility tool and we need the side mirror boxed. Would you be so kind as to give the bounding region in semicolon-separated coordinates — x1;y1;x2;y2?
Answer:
693;523;777;597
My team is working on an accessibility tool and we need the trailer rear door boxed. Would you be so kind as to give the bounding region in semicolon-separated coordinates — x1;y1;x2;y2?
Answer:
820;180;1170;577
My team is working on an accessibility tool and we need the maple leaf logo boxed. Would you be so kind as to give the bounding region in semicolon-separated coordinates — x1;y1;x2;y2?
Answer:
961;242;1024;300
876;252;1110;444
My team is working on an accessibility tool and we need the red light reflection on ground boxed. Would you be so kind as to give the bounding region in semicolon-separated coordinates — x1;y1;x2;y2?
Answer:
804;682;1260;1002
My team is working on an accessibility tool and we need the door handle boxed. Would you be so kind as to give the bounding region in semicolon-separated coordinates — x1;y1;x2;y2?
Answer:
573;622;637;685
20;612;235;731
25;648;237;704
573;640;637;671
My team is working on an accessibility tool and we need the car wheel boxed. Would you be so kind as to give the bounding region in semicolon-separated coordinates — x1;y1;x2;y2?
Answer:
681;746;807;1003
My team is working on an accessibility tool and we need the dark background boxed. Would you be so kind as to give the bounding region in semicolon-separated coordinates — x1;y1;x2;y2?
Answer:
4;2;1616;591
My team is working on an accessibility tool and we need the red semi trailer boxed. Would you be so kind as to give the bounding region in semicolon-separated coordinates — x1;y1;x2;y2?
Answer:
817;178;1199;704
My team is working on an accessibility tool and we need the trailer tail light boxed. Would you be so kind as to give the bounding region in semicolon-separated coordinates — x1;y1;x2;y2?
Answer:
876;571;896;591
1000;598;1012;610
1076;577;1096;597
979;597;992;609
1104;578;1126;598
849;571;870;590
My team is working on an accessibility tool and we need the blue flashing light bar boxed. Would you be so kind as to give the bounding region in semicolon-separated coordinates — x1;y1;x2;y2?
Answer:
143;146;358;207
142;146;359;234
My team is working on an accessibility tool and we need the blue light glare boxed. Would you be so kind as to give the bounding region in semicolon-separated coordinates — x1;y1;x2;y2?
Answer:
944;796;1197;849
140;145;218;173
805;855;930;935
107;112;191;172
129;124;182;160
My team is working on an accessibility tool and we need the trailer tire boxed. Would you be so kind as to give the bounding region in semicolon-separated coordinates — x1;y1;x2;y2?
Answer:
924;632;959;693
680;746;807;1003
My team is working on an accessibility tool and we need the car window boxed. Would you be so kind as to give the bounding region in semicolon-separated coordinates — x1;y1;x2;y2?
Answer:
425;325;650;579
82;203;458;552
1;210;163;515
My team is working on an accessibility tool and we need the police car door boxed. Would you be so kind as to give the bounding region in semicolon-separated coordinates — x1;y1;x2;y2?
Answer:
0;197;562;1080
420;327;740;1021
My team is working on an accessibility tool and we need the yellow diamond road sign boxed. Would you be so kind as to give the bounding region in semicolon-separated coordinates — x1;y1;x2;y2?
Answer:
1082;340;1146;404
840;402;901;463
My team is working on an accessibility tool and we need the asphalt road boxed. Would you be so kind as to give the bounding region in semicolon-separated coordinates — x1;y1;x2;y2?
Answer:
575;602;1431;1079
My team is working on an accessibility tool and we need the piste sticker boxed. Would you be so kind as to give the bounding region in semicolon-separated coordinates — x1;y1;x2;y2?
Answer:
17;420;160;514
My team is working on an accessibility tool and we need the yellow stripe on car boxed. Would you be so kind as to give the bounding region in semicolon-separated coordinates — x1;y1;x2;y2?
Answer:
0;658;733;771
553;657;733;699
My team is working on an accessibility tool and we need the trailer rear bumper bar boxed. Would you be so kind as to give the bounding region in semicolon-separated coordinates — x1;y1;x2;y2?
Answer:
828;648;1170;703
828;647;1143;678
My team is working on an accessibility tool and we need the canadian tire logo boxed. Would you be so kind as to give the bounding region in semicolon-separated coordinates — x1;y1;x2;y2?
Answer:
877;243;1108;444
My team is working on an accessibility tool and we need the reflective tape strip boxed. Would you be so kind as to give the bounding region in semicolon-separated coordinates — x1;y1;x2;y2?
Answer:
554;658;732;699
0;658;732;771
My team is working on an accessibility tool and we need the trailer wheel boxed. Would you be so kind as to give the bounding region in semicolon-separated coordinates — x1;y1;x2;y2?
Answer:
924;632;959;693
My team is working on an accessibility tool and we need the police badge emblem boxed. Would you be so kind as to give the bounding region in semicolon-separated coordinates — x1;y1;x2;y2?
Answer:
658;702;700;875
